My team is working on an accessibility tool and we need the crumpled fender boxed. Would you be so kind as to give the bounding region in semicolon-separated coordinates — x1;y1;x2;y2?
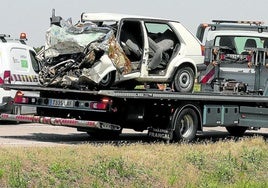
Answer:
81;54;116;84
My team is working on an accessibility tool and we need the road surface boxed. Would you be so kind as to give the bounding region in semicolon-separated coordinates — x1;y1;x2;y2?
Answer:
0;122;267;146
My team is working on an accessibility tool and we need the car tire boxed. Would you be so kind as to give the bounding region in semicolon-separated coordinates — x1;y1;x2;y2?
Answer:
98;71;115;89
173;67;195;92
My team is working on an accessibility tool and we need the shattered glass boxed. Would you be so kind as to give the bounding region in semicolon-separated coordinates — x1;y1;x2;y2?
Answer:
38;18;132;89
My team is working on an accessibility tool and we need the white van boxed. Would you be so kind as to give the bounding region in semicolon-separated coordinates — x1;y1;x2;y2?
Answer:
0;34;39;115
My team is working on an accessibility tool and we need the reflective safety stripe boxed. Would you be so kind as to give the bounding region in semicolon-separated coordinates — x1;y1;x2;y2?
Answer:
11;74;38;82
0;113;121;131
200;64;215;84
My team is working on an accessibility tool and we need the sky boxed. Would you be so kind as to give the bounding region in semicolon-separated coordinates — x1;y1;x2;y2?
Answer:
1;0;268;47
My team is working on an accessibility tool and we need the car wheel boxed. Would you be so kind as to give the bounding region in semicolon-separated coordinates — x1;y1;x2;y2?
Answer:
226;126;247;137
172;108;198;142
173;67;194;92
98;71;115;89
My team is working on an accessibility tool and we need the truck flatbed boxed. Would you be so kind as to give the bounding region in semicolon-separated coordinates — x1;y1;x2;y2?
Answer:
4;84;268;103
2;83;268;142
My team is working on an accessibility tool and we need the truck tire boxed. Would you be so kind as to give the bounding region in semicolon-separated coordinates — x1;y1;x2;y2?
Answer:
226;126;247;137
98;71;115;89
172;107;198;142
173;67;194;92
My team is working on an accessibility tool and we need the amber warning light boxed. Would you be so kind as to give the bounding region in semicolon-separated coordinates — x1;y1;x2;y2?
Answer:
20;33;27;40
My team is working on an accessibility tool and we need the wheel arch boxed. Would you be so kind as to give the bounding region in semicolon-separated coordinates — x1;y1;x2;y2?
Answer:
171;103;203;132
98;70;116;89
98;68;116;83
170;62;197;82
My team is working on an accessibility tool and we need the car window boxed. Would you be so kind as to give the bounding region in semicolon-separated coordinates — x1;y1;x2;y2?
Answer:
234;37;263;53
214;36;268;54
145;23;170;33
145;23;173;38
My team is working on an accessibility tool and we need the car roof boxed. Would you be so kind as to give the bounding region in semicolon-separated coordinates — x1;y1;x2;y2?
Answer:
81;12;176;23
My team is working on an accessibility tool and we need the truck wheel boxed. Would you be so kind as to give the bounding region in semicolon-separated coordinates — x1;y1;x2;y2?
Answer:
172;108;198;142
226;126;247;137
98;72;114;89
173;67;194;92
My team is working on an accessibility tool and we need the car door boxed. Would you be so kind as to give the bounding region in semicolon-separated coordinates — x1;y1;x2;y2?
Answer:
117;19;146;80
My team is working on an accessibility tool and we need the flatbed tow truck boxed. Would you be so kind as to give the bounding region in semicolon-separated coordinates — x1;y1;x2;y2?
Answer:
1;19;268;142
0;83;268;142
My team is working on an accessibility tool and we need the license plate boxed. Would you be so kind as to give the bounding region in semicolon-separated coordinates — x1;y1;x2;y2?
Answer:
226;54;240;59
49;99;74;107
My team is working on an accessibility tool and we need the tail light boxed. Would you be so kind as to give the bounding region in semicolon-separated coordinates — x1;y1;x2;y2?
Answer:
3;70;11;84
101;98;110;104
90;97;111;110
220;54;226;61
14;91;29;104
90;102;107;110
246;55;252;62
0;71;11;90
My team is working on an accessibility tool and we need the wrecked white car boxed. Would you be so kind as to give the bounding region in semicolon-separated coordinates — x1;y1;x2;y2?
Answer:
37;11;205;92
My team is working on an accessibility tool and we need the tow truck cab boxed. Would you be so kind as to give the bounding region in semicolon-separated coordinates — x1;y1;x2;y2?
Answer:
0;34;39;114
196;20;268;94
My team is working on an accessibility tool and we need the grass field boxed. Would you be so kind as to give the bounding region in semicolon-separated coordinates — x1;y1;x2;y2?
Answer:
0;137;267;188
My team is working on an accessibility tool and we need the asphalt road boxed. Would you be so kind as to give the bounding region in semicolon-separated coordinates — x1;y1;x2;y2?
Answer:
0;122;267;146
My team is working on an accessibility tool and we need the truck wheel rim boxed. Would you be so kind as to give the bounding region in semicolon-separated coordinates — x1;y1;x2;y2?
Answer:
180;114;194;137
